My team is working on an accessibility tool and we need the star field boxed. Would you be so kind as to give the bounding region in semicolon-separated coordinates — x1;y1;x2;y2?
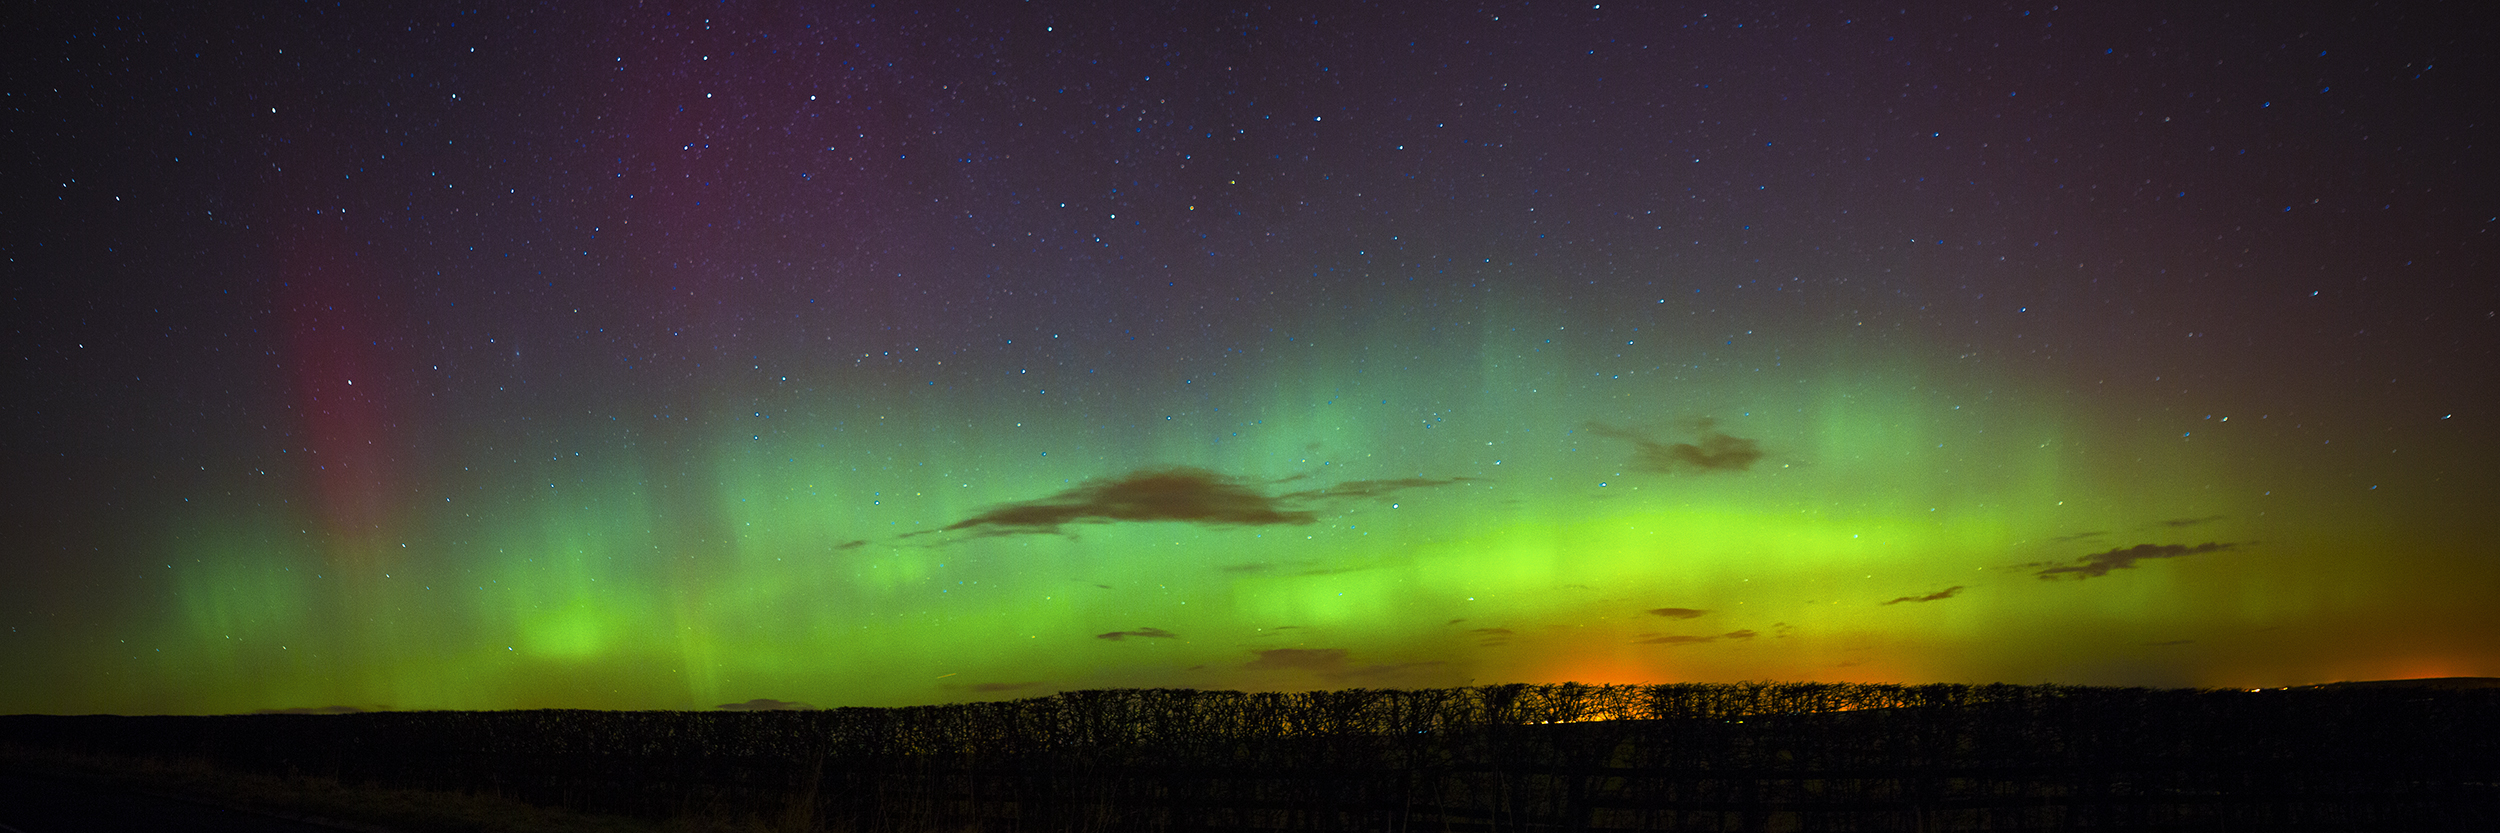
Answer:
3;3;2493;714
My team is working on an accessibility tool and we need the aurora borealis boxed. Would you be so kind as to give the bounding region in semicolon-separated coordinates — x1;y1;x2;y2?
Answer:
5;3;2493;715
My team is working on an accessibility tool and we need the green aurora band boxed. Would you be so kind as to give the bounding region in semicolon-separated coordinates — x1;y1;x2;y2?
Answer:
62;292;2484;715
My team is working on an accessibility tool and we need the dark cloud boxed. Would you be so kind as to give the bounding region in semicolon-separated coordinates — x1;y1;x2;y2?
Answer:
252;705;374;715
925;467;1479;541
2161;515;2227;528
1646;607;1711;619
1586;421;1764;473
970;682;1040;692
717;698;816;711
1096;627;1178;641
2050;530;2107;543
2037;542;2238;579
1470;627;1514;635
834;539;868;550
1882;586;1965;605
935;467;1312;537
1723;629;1758;640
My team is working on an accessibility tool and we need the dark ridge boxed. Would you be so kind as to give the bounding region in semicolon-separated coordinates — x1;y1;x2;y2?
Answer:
2293;676;2500;691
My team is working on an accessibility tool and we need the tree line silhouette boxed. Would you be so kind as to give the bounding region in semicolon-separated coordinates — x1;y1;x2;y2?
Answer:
5;681;2492;831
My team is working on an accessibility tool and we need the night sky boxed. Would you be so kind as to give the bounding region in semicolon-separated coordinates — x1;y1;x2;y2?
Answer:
6;3;2493;715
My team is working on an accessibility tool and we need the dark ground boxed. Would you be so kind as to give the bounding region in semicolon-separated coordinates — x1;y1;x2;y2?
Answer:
0;768;389;833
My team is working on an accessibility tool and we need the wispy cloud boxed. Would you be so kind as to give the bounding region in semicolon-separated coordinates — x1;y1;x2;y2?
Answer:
1339;662;1445;680
1241;647;1443;680
1586;420;1764;473
1280;476;1480;501
1646;607;1711;619
1244;647;1349;671
1635;630;1755;646
717;698;816;711
2049;530;2106;543
1096;627;1179;641
2160;515;2226;528
1221;559;1373;577
2036;542;2238;579
1882;586;1965;605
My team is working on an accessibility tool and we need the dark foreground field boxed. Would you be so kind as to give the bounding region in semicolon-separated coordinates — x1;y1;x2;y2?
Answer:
5;681;2495;832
